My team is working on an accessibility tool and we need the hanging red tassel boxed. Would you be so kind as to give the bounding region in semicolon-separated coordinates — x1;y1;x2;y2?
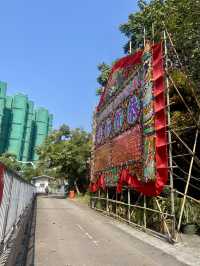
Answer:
98;174;106;190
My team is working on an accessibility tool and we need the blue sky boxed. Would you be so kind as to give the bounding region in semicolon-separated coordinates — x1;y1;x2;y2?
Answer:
0;0;137;131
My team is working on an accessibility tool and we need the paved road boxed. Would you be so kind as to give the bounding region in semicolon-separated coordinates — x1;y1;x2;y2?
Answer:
34;196;185;266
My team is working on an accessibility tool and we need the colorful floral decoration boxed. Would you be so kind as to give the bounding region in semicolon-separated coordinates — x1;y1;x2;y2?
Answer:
142;51;154;135
91;43;168;196
114;108;124;133
104;118;112;139
96;124;103;145
127;96;140;125
141;48;156;182
143;136;155;182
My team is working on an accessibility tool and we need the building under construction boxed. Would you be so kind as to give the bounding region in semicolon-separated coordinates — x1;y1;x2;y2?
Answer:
0;81;53;162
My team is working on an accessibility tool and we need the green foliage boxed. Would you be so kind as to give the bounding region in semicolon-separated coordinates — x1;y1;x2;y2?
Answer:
0;153;21;172
96;0;200;100
96;63;112;95
174;196;200;225
97;63;111;87
120;0;200;87
37;124;92;189
119;0;164;51
0;125;91;184
96;0;200;134
21;165;41;182
75;192;90;205
0;153;36;182
96;87;104;96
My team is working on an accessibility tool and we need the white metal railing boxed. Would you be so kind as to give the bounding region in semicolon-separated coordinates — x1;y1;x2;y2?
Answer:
0;163;36;246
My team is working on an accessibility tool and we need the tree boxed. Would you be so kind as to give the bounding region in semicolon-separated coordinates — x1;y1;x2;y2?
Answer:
0;153;22;172
37;125;91;191
21;165;41;182
96;63;111;95
0;153;33;182
119;0;200;88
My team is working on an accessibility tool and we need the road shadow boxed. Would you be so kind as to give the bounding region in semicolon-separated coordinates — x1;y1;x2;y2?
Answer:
25;198;37;266
39;194;66;200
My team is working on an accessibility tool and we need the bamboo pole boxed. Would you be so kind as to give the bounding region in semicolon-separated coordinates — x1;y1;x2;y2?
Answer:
171;130;200;168
172;126;196;132
162;22;200;111
174;176;200;192
155;199;173;242
128;188;131;223
168;74;198;124
98;189;101;209
115;190;118;216
106;187;109;212
144;195;147;229
143;27;146;47
152;23;155;45
129;41;132;54
91;196;174;217
164;30;176;239
175;190;200;205
168;73;200;134
172;153;191;158
172;162;200;183
93;206;172;242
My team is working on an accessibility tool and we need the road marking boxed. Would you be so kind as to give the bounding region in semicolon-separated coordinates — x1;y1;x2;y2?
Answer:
76;224;84;232
93;240;98;246
76;224;98;247
85;232;93;240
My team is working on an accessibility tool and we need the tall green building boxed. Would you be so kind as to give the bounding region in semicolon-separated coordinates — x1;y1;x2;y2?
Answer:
0;81;53;161
0;81;7;154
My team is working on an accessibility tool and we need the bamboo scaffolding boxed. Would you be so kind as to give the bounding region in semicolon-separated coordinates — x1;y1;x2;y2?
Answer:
90;25;200;243
91;194;174;242
177;125;199;233
162;21;200;111
91;196;173;218
92;206;171;242
164;30;176;239
168;74;199;128
106;187;109;212
174;176;200;192
171;130;200;168
155;198;173;241
175;190;200;205
128;188;131;223
143;195;147;229
172;153;191;158
168;125;196;133
129;41;132;54
172;163;200;183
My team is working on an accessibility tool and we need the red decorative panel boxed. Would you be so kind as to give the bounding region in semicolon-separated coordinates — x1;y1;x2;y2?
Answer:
91;43;168;196
111;125;142;166
94;142;112;172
